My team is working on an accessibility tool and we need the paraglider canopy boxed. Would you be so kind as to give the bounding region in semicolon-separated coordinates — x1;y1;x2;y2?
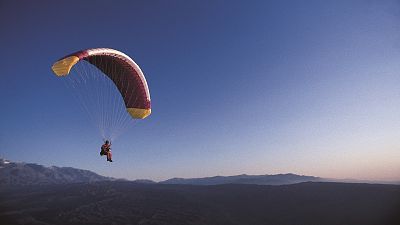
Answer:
52;48;151;119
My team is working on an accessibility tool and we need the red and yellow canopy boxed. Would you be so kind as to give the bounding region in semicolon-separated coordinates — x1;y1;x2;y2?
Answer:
52;48;151;119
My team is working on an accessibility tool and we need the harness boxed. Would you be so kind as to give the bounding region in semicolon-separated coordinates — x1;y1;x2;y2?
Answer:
100;144;111;156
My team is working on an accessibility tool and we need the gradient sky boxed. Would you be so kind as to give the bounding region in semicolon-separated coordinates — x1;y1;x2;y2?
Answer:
1;0;400;181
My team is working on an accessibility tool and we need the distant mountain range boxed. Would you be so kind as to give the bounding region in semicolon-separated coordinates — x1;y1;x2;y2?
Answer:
0;158;114;185
0;158;322;186
1;158;398;186
1;159;399;225
160;173;323;185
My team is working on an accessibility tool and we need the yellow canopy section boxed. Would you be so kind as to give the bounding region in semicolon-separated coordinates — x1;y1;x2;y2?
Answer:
127;108;152;119
51;56;80;76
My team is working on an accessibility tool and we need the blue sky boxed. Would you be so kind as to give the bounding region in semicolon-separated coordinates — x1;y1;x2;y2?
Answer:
1;0;400;181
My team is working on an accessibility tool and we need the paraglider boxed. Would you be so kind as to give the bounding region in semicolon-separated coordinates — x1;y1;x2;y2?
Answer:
100;140;112;162
51;48;151;162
